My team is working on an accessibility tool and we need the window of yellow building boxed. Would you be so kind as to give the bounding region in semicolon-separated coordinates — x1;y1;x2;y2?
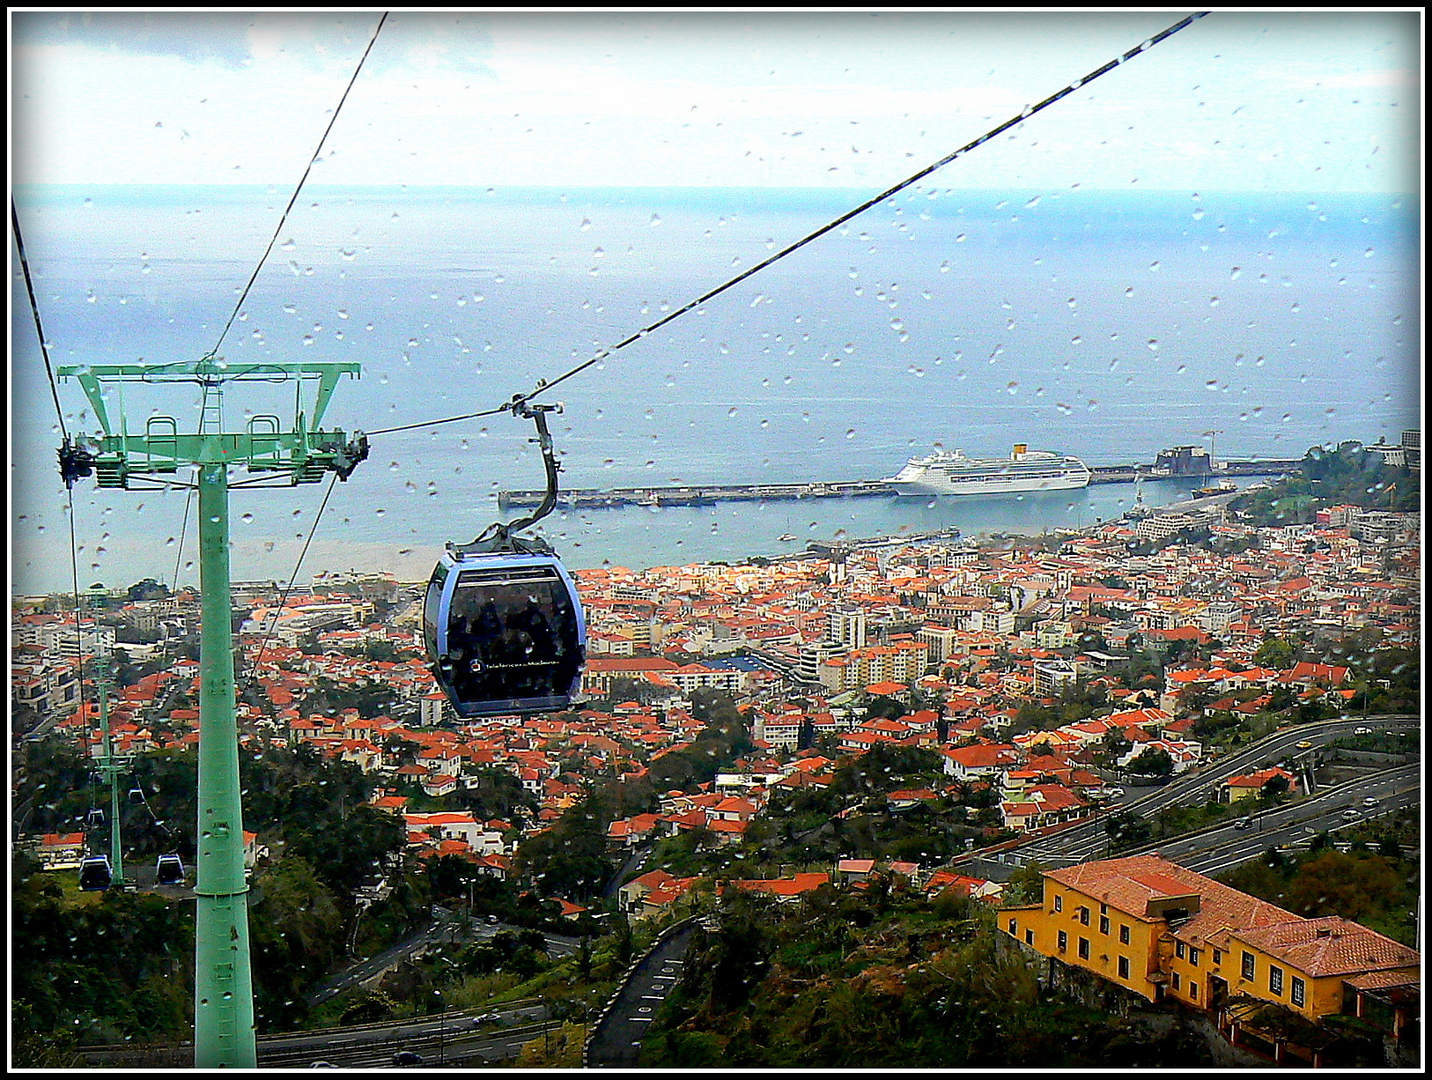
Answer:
1189;946;1200;967
1099;913;1110;935
1054;894;1062;913
1172;971;1181;991
1269;965;1283;996
1241;951;1255;980
1079;906;1090;926
1058;930;1067;952
1291;976;1305;1007
1176;940;1186;959
1118;955;1130;979
1119;924;1130;945
1189;981;1198;1001
1078;937;1090;959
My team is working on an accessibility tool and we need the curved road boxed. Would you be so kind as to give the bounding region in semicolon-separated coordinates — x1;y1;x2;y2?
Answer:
586;922;698;1068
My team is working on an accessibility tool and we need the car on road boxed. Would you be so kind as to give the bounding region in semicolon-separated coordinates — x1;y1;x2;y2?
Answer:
1340;808;1362;821
472;1012;501;1027
1362;796;1379;807
1295;740;1313;749
393;1051;424;1066
1233;818;1253;830
1354;726;1372;735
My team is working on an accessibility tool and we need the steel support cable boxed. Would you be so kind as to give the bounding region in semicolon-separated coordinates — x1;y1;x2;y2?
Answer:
239;472;340;698
11;197;70;442
367;10;1209;437
207;11;389;359
65;487;94;802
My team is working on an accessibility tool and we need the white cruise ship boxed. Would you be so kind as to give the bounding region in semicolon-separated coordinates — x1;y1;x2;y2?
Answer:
884;443;1091;496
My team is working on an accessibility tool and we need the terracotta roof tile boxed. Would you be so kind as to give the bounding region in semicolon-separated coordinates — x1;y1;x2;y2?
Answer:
1237;916;1420;979
1047;855;1298;947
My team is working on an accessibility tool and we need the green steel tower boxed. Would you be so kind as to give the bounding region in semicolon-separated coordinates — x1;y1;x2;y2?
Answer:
58;358;366;1068
85;585;126;888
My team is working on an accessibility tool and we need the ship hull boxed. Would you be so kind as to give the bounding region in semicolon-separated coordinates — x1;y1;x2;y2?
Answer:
888;471;1090;496
884;445;1091;497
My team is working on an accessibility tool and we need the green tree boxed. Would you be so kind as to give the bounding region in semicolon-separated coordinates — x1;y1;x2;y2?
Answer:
1126;746;1174;777
250;855;345;1029
1253;637;1296;670
1283;851;1400;923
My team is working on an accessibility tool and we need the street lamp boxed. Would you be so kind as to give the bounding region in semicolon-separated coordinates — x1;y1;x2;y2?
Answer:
434;989;445;1067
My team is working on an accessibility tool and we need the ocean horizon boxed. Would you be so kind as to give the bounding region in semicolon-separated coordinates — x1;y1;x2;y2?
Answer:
11;183;1419;595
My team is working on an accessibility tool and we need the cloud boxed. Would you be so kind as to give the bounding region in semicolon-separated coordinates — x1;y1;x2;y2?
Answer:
12;10;261;68
12;10;496;77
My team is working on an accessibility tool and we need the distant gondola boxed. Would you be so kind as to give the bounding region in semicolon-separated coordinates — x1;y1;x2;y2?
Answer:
79;854;113;891
155;854;185;886
423;402;586;717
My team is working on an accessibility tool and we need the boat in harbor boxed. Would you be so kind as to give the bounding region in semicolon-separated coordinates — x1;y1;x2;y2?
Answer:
884;443;1092;497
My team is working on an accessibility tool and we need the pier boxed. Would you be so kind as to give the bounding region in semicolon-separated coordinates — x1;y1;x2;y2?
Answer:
497;459;1301;510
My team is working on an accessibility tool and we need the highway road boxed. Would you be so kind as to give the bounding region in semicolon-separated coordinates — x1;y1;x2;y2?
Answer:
1111;761;1418;871
307;908;581;1007
74;1000;556;1068
1016;714;1419;868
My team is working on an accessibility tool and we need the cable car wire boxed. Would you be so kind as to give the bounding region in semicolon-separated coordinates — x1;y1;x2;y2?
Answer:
10;198;69;443
206;11;390;361
367;9;1209;438
239;473;341;697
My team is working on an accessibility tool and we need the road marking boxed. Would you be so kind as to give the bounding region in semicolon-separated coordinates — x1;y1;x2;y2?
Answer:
626;1016;655;1022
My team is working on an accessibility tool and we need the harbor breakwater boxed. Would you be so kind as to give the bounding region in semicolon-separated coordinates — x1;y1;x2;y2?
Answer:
497;460;1301;510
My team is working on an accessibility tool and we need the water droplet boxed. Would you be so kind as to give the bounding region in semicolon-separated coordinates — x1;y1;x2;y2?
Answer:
1230;267;1242;280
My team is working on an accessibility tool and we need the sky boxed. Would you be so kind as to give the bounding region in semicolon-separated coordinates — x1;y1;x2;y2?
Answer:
9;9;1422;193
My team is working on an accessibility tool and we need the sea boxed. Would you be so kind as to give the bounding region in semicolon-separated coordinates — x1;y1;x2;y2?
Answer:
10;183;1420;596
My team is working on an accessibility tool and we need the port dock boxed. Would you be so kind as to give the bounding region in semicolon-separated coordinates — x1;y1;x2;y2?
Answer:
497;459;1301;510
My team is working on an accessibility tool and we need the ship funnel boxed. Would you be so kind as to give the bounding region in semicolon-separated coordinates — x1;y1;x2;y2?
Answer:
1012;443;1027;457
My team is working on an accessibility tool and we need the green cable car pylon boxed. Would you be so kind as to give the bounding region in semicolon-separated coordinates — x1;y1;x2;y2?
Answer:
58;357;367;1068
86;584;127;890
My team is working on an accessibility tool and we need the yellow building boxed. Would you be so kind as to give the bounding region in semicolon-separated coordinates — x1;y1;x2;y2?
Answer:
1003;855;1419;1065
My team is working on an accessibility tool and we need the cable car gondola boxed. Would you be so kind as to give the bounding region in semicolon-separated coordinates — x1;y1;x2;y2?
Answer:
155;854;185;886
86;808;106;829
423;402;586;717
79;854;113;891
